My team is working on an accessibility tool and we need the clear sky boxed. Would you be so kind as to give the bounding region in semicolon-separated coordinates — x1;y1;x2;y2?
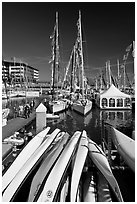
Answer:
2;2;135;82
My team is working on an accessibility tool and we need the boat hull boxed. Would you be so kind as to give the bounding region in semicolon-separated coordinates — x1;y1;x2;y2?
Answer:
2;128;60;202
73;100;92;115
37;131;81;202
108;125;135;172
28;132;69;201
70;130;88;202
49;100;67;113
88;138;123;202
2;127;50;193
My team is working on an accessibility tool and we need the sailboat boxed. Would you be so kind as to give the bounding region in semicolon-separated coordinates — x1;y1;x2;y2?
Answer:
72;11;92;115
48;12;67;114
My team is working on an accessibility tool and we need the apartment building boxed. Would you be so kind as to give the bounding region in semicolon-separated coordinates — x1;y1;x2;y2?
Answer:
2;60;39;84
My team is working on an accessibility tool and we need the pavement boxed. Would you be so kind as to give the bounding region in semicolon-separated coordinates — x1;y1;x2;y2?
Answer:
2;112;36;141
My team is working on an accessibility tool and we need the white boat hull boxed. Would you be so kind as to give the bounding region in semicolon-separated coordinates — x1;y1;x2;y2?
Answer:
46;113;60;119
108;125;135;172
2;128;60;202
73;100;92;115
2;127;50;193
49;100;67;113
88;138;123;202
70;130;88;201
28;132;69;201
37;131;81;202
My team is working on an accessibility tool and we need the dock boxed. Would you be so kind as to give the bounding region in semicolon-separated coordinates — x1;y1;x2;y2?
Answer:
2;113;36;141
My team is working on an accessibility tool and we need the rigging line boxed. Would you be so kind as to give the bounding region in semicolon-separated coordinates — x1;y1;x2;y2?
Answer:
85;61;134;71
81;17;89;71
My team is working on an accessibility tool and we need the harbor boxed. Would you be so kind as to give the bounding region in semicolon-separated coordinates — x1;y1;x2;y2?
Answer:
2;2;135;202
2;96;135;202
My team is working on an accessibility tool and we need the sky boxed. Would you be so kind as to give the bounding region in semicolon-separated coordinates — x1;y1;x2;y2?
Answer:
2;1;135;82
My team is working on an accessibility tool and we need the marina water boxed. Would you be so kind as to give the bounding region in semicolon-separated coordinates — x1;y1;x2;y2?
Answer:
3;97;135;202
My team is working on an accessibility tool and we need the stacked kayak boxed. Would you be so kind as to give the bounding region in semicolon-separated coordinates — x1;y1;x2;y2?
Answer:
2;128;124;202
2;128;61;201
106;124;135;172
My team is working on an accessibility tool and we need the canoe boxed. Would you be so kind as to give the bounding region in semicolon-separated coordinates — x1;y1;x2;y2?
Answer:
88;138;123;202
70;130;88;201
2;126;50;193
37;131;81;202
108;125;135;172
28;132;69;201
2;128;60;202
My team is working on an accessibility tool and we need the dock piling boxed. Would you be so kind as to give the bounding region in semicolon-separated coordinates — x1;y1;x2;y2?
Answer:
36;103;47;134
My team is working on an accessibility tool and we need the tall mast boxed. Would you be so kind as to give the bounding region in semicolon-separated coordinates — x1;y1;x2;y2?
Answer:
117;59;120;89
61;48;73;90
70;45;76;93
51;12;59;99
123;64;126;91
106;61;109;89
56;12;59;93
78;10;85;99
108;60;112;86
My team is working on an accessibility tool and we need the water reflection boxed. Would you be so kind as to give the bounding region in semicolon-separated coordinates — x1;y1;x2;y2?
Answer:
100;110;134;136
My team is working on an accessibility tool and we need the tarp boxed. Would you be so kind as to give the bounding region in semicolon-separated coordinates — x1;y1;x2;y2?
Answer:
99;84;131;98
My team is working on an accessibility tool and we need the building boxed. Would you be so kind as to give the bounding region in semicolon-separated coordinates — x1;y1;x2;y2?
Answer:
2;60;39;85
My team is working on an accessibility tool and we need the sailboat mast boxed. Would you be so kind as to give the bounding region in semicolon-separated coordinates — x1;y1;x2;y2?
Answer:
56;12;59;93
78;10;85;99
51;11;58;98
70;45;76;93
106;61;109;89
108;60;112;86
117;59;120;89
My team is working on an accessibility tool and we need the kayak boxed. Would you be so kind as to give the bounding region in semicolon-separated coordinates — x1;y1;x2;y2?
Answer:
88;138;123;202
2;128;60;202
37;131;81;202
2;126;50;193
108;125;135;172
28;132;69;201
70;130;88;202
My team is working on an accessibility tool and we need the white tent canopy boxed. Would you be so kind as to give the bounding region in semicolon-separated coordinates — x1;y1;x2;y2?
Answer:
100;84;131;98
96;84;132;109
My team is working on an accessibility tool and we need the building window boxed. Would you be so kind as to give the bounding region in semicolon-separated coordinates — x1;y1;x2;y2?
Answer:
102;98;108;108
109;98;115;107
117;98;123;107
125;98;131;107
